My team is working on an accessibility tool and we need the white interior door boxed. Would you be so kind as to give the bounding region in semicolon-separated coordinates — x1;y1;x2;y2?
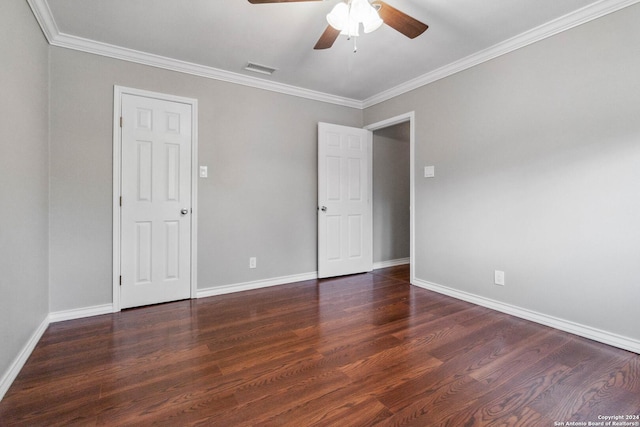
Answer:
318;122;373;278
120;94;193;309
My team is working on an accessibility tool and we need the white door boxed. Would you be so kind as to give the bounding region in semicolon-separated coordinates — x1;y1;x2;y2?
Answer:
120;94;193;308
318;122;373;278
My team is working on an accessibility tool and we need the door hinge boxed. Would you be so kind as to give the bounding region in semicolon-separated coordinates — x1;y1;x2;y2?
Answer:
120;116;123;128
119;275;122;286
120;196;122;207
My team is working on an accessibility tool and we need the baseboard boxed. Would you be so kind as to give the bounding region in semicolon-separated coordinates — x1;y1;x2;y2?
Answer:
0;315;49;401
197;262;412;299
49;304;114;323
373;258;410;270
412;278;640;354
198;271;319;298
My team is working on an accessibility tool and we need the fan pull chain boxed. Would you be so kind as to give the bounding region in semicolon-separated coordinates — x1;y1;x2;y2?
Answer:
347;0;357;52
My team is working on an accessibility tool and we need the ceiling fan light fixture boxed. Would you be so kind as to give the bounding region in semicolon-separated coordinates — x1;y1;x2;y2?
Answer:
327;0;381;36
362;18;383;34
340;17;360;36
350;0;375;22
326;2;348;31
362;9;383;33
248;0;428;51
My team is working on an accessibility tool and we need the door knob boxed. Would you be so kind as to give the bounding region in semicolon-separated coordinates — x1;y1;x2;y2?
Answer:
180;209;189;215
320;206;327;212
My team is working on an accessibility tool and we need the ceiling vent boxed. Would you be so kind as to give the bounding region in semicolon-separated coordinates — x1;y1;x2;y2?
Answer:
244;62;277;76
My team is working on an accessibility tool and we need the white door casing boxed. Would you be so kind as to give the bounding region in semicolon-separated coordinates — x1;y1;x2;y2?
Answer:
113;87;198;310
364;112;415;283
318;122;373;278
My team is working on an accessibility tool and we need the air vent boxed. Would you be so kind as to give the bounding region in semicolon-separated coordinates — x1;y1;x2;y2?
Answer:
244;62;277;76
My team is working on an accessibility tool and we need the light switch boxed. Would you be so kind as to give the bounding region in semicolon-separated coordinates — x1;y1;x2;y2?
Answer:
199;166;208;178
424;166;435;178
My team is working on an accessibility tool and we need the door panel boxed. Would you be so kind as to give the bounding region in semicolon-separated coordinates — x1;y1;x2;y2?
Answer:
135;221;152;283
348;214;363;258
318;122;372;278
120;94;192;309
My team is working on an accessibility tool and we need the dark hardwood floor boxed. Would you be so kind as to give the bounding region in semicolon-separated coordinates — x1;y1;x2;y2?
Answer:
1;265;638;426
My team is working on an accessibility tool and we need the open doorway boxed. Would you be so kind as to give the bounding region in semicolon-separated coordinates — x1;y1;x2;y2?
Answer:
365;112;415;282
372;122;410;269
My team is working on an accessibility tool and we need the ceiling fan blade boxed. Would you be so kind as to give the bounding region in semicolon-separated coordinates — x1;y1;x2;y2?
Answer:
248;0;322;3
314;25;340;50
373;1;428;39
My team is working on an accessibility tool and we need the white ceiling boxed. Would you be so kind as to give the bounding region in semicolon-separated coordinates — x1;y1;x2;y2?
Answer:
33;0;637;106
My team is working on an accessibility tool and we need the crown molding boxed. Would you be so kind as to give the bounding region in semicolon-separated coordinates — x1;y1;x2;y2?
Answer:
52;32;364;109
27;0;58;43
26;0;363;109
28;0;639;110
362;0;640;108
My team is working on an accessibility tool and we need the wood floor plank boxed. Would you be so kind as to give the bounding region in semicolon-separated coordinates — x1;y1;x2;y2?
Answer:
529;342;636;420
232;353;327;404
205;370;353;426
444;362;571;426
486;405;555;427
249;383;388;427
469;329;571;385
1;265;638;426
614;356;640;393
376;373;491;426
309;396;393;427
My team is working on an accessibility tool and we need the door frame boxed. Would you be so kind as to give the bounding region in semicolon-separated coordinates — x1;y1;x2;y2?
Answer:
364;112;415;283
112;86;199;312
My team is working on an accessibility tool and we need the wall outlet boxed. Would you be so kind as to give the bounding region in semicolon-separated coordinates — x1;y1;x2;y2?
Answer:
494;270;505;286
249;257;257;269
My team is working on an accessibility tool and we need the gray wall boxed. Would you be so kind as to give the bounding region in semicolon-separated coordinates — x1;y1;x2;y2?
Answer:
373;123;410;263
0;0;50;381
49;47;363;311
364;4;640;341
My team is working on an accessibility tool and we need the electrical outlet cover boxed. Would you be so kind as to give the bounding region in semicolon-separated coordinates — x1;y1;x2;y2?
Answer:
494;270;505;286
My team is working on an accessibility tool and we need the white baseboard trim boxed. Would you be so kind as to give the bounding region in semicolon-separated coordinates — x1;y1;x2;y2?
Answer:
49;304;114;323
0;316;49;401
198;271;319;298
412;278;640;354
373;258;410;270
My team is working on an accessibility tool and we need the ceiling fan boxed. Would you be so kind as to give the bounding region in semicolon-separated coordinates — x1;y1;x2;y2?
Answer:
247;0;428;50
